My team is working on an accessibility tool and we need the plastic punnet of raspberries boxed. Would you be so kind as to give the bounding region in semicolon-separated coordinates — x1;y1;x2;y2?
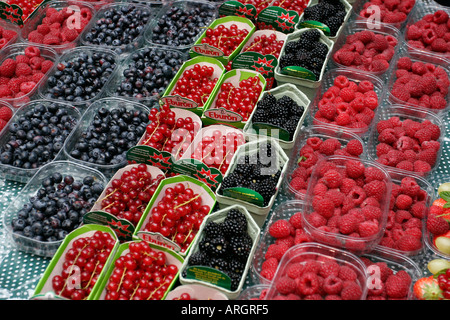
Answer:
333;30;398;73
378;176;429;254
406;10;450;56
373;114;442;176
389;56;449;111
312;74;380;133
287;133;364;198
303;157;390;253
362;257;414;300
358;0;416;25
267;253;366;300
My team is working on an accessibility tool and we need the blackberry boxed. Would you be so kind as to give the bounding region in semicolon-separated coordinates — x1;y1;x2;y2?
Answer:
209;257;229;272
301;29;321;44
279;53;297;69
225;209;247;223
257;93;277;110
283;119;300;138
199;237;213;252
188;251;208;266
311;42;329;59
222;211;247;237
229;235;252;261
285;41;300;55
325;16;344;36
203;221;224;238
252;108;269;124
207;236;229;257
268;117;285;128
228;260;246;275
228;272;242;291
301;0;347;37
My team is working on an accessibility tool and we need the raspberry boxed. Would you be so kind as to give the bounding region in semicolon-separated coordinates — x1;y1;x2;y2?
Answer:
338;214;359;235
319;138;341;156
43;33;61;45
260;268;276;281
363;180;386;201
313;197;335;219
346;139;363;156
19;81;36;94
61;27;79;42
318;102;336;121
417;148;437;166
335;50;355;67
357;30;375;44
290;176;307;192
427;213;450;235
0;58;16;78
395;194;413;210
0;105;12;121
323;275;343;295
297;272;320;296
385;273;410;299
339;87;356;103
429;94;446;110
265;243;289;261
40;60;54;74
414;128;432;144
396;234;422;252
319;261;340;278
307;211;328;228
370;59;390;72
397;56;412;70
433;10;449;24
289;211;303;230
276;276;297;295
340;282;363;300
269;219;293;239
362;205;382;220
358;220;379;237
431;38;447;53
345;159;365;179
0;85;12;97
14;63;32;77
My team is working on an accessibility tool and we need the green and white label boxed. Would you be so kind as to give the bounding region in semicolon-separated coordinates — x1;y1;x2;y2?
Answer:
281;65;316;80
171;159;223;191
257;6;299;33
222;187;265;207
126;146;174;171
298;20;331;35
83;211;135;242
185;265;232;290
219;1;258;20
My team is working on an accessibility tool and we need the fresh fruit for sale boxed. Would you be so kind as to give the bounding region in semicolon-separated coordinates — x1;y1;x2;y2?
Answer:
0;26;17;50
313;75;380;132
279;29;329;80
104;241;179;300
184;208;253;291
143;182;212;253
98;164;164;226
10;172;105;242
358;0;415;24
435;236;450;255
6;0;43;21
0;104;13;132
302;0;347;36
251;93;305;140
406;9;450;55
0;102;77;169
413;275;444;300
51;230;116;300
149;5;216;47
427;258;450;275
202;24;249;56
68;105;148;166
212;75;263;121
140;105;201;156
332;30;398;73
389;56;449;111
242;33;285;58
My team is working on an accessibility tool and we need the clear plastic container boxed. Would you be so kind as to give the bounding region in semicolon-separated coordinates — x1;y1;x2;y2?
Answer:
38;46;120;111
0;100;81;184
106;45;190;106
0;43;58;108
20;0;97;55
283;125;368;201
179;204;261;300
329;20;402;82
79;2;160;57
251;200;311;285
366;103;445;177
302;155;392;254
236;284;270;300
295;0;353;42
403;3;450;61
2;160;108;258
351;0;417;31
0;19;20;52
376;167;434;257
309;68;386;137
362;246;422;300
243;83;311;151
385;46;450;117
263;242;369;300
78;0;115;10
63;97;150;178
274;28;334;89
144;0;218;51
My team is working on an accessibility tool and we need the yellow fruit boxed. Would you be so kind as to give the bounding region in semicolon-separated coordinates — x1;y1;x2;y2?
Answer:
438;182;450;195
427;258;450;275
435;236;450;255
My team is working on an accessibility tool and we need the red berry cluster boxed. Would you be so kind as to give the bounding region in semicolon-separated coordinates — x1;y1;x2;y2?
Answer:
390;57;449;110
288;136;364;197
105;241;179;300
269;255;364;300
358;0;415;24
202;24;249;56
374;116;441;175
437;268;450;300
313;75;379;132
406;10;450;55
239;0;272;17
0;105;13;132
51;231;116;300
99;164;164;226
170;63;218;108
141;105;200;155
242;33;285;59
0;46;53;100
426;203;450;242
305;158;389;252
27;6;93;46
379;177;428;253
259;211;313;281
271;0;310;15
173;292;197;300
6;0;43;21
362;258;413;300
213;76;263;121
143;182;212;253
190;129;245;174
0;26;17;50
333;30;398;73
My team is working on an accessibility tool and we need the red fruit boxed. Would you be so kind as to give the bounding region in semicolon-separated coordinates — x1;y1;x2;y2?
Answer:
358;220;379;237
340;282;363;300
0;106;12;121
0;58;16;78
413;276;444;300
275;276;297;295
269;219;293;239
385;273;411;299
427;213;450;235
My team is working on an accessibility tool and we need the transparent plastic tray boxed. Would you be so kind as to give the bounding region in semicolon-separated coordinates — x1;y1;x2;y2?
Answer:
79;2;160;57
2;160;108;258
283;125;368;200
309;68;386;137
63;97;150;178
367;103;445;178
0;20;20;52
0;100;81;184
20;0;97;55
0;43;58;108
329;20;402;82
144;0;218;51
38;46;120;111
